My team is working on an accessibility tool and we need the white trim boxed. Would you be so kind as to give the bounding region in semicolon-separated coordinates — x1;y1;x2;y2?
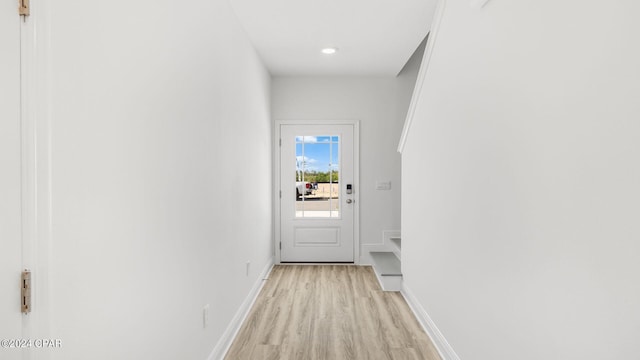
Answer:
208;258;275;360
273;121;279;263
273;120;360;265
20;2;35;351
401;284;460;360
20;0;36;290
353;121;360;265
21;2;54;358
397;0;448;154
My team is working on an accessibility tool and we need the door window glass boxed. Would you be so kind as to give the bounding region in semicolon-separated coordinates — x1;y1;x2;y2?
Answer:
295;135;340;218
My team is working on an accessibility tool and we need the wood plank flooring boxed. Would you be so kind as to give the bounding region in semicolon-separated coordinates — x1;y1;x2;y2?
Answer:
225;265;441;360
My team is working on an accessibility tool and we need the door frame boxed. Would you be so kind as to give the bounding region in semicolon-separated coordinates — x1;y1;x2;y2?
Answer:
274;120;360;264
20;2;54;353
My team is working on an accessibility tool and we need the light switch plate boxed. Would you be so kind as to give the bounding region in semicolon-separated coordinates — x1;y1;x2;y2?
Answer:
376;181;391;190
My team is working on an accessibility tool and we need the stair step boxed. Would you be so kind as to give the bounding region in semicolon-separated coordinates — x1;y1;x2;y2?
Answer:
389;237;401;250
370;251;401;276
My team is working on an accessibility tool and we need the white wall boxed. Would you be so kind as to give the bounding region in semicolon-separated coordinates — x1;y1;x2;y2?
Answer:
37;0;272;359
0;2;22;356
272;77;400;262
402;1;640;359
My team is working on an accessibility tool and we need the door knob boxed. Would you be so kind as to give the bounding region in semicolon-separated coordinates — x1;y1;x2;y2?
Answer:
346;199;353;204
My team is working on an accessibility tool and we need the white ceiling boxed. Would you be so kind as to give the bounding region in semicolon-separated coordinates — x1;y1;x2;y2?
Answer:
229;0;438;76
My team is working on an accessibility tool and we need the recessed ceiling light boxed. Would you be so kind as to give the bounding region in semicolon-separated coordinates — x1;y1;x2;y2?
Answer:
321;47;338;55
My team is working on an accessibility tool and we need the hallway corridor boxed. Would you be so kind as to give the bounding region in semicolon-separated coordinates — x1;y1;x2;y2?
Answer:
225;265;440;360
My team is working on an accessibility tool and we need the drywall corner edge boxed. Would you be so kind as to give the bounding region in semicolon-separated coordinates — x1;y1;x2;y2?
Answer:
397;0;447;154
401;284;461;360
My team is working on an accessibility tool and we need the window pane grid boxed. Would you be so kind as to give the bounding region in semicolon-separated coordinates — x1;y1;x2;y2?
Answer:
295;135;340;218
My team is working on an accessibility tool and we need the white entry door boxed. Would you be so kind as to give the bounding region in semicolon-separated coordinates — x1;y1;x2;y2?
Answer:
280;123;357;262
0;3;24;358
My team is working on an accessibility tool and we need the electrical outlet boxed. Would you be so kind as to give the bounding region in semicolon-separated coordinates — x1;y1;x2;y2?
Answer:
203;304;210;328
246;261;250;276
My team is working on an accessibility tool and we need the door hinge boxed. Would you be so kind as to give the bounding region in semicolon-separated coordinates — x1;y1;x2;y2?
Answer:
21;270;31;314
19;0;30;17
279;139;282;146
279;242;281;250
279;190;282;199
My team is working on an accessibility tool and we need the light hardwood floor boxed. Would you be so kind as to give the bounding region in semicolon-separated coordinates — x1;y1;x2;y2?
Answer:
225;265;441;360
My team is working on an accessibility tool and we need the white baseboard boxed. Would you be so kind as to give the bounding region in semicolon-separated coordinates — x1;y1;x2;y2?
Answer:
401;284;460;360
208;257;274;360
